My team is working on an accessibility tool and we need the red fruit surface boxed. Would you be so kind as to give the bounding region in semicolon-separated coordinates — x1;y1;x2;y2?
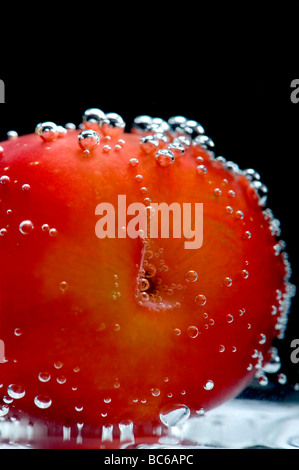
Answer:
0;113;294;447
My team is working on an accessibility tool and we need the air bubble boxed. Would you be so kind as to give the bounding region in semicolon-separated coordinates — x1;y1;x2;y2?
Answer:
204;380;214;391
34;395;52;409
38;371;51;383
277;373;287;385
258;333;266;344
135;174;143;182
36;122;58;142
19;220;34;235
197;164;207;175
78;129;100;151
57;376;66;384
59;281;69;292
195;294;207;306
129;158;139;167
225;206;233;214
159;404;190;428
0;175;10;185
263;347;281;373
0;405;9;417
214;188;222;196
185;270;198;283
0;228;7;237
223;277;232;287
235;210;244;220
226;314;234;323
49;228;58;237
187;326;199;338
82;108;106;130
258;374;268;386
22;184;31;192
241;270;249;279
7;384;25;399
155;149;175;167
100;112;125;137
151;388;160;397
14;328;22;336
167;141;185;158
132;115;153;133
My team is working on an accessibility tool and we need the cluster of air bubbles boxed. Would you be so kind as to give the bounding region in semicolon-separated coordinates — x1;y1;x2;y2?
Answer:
82;108;126;138
133;114;214;168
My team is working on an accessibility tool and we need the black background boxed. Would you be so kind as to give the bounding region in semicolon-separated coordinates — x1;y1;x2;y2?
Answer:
0;3;298;388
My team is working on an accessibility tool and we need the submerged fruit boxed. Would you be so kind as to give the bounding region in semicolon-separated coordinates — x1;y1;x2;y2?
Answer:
0;110;295;447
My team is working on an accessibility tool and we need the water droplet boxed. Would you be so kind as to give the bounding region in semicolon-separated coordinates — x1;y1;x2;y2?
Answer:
197;164;207;175
19;220;34;235
195;294;207;306
155;149;175;167
228;190;236;198
36;122;58;142
187;326;199;338
38;371;51;383
219;344;225;352
185;270;198;283
78;129;100;151
0;175;10;185
159;404;190;428
14;328;22;336
41;224;50;232
22;184;31;192
226;314;234;323
151;388;160;397
235;210;244;220
204;380;214;391
7;384;25;399
174;328;181;336
0;228;7;237
244;230;252;239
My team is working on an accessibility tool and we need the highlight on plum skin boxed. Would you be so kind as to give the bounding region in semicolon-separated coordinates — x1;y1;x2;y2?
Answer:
0;108;296;448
